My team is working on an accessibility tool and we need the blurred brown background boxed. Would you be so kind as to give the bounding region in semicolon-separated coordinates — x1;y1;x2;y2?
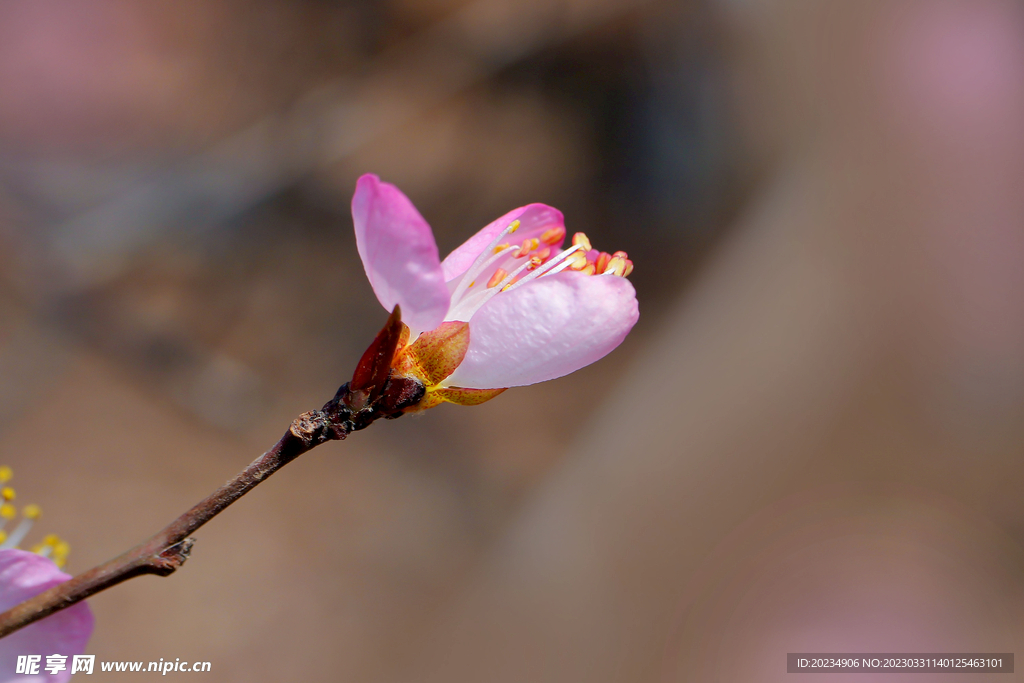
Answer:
1;0;1023;681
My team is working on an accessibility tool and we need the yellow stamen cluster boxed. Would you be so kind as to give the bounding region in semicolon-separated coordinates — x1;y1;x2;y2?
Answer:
507;227;564;268
567;232;634;277
491;228;634;291
561;232;630;278
31;534;71;569
0;466;71;568
448;219;634;322
1;485;17;521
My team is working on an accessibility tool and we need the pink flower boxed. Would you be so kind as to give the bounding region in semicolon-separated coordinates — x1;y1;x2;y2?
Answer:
0;550;93;683
351;174;638;409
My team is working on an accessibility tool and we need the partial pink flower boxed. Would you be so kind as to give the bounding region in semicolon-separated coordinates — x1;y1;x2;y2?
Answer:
0;550;93;683
352;174;639;408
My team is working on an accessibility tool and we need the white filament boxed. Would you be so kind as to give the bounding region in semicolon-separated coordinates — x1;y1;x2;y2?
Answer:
0;518;32;549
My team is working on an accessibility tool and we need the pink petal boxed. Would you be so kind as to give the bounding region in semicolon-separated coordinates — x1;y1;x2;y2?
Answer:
444;271;638;389
440;204;565;283
352;174;451;333
0;550;93;683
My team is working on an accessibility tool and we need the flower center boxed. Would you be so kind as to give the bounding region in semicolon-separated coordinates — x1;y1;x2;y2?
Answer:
445;221;634;322
0;466;71;568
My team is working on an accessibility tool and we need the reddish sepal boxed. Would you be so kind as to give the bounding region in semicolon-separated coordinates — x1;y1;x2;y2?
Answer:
348;305;404;410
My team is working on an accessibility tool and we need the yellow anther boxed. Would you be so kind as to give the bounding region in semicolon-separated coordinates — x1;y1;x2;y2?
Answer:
54;557;66;569
540;226;566;246
568;253;589;271
0;531;7;544
467;281;475;289
595;251;612;274
571;232;592;252
487;268;508;288
493;242;510;254
612;250;628;260
581;263;596;276
0;466;12;483
508;219;521;234
605;256;627;276
54;540;70;557
623;260;634;277
500;274;523;292
0;504;15;520
43;533;59;545
1;487;15;501
514;238;539;258
535;247;551;262
22;504;40;520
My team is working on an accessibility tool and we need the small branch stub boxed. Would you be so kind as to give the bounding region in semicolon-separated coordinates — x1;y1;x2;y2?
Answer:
152;538;195;576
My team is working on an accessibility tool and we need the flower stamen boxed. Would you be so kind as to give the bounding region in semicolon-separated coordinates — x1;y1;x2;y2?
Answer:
486;268;507;288
31;534;71;569
0;503;14;526
502;243;585;292
450;253;538;318
604;255;626;276
568;252;589;270
513;238;540;258
540;226;566;245
449;219;522;306
448;224;632;324
494;257;535;292
0;487;16;533
3;507;38;550
572;232;592;252
0;467;72;567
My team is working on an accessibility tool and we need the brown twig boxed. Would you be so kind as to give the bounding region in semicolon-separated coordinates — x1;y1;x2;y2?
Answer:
0;307;425;639
0;409;324;638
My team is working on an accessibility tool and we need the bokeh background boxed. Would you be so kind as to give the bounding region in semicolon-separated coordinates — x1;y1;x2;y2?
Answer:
0;0;1023;680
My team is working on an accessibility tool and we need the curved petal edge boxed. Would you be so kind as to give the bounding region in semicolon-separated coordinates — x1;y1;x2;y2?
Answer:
352;174;451;333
